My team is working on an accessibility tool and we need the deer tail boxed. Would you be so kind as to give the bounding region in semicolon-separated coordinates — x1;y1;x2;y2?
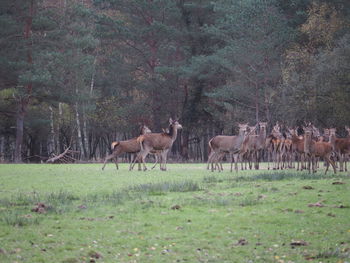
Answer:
208;138;214;156
111;141;119;150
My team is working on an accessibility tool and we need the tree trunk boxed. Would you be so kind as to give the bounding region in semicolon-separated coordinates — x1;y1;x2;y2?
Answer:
75;102;85;160
0;135;4;162
48;105;56;155
14;0;34;162
255;83;259;123
82;107;89;159
58;102;63;152
14;109;25;163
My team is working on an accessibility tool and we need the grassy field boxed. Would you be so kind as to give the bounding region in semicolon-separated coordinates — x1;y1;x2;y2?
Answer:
0;163;349;263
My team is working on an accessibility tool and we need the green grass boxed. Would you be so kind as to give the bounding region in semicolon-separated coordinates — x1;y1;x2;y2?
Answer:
0;163;349;262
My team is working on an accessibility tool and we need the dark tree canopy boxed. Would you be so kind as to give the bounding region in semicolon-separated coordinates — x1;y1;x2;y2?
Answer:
0;0;348;162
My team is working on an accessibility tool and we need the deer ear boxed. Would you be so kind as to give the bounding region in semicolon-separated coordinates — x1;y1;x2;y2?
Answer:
169;118;173;124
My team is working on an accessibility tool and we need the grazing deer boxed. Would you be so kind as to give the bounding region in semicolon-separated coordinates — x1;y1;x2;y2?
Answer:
329;128;350;172
136;118;183;171
304;127;336;174
207;123;249;172
101;125;151;171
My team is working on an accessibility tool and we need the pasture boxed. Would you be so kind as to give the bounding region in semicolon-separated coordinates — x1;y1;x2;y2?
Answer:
0;164;349;263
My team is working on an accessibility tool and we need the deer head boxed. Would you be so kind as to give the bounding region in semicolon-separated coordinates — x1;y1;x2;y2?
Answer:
140;125;152;135
345;126;350;136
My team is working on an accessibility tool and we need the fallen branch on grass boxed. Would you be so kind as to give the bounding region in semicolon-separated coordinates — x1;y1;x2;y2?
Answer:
46;147;79;164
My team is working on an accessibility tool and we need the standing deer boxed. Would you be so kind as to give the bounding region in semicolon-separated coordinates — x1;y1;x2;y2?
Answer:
136;118;183;171
240;122;267;170
267;122;284;170
239;124;258;170
288;127;306;171
346;126;350;137
329;128;350;172
207;123;249;172
304;127;336;174
101;125;151;171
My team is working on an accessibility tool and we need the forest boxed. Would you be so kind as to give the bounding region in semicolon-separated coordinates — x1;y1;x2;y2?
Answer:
0;0;349;163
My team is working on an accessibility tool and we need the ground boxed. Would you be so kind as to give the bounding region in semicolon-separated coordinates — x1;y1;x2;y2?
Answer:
0;163;349;263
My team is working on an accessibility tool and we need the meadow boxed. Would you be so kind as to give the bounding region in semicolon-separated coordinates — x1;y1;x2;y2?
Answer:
0;163;349;263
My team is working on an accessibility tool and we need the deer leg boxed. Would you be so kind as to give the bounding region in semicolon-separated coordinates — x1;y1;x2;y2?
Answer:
114;158;119;170
208;151;216;172
215;153;222;172
160;150;168;171
209;152;216;172
339;154;344;172
207;151;215;170
137;149;150;171
327;155;337;174
102;152;117;170
345;154;348;172
151;153;158;169
230;154;234;172
129;154;140;171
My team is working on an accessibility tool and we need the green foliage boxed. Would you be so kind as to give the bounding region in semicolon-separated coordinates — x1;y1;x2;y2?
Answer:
0;0;349;161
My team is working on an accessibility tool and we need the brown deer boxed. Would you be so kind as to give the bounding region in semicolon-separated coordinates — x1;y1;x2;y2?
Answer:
288;127;306;171
280;131;293;169
207;123;249;172
304;127;336;174
101;125;151;171
346;126;350;137
267;122;284;170
329;128;350;172
240;122;267;170
136;118;183;171
239;124;258;170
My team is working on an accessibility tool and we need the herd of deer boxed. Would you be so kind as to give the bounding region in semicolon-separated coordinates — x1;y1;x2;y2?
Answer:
101;119;350;174
207;122;350;174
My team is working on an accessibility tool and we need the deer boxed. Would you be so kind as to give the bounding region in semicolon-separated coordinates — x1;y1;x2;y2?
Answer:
346;126;350;137
135;118;183;171
101;125;152;171
288;127;306;171
207;123;249;172
303;127;336;174
240;122;267;170
329;128;350;172
239;124;258;170
267;122;285;170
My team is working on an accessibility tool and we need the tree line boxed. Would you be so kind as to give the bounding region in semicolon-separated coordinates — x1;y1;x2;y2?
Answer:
0;0;349;163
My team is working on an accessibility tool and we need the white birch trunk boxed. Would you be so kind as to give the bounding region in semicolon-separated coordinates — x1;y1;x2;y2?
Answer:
0;135;4;162
48;106;56;155
75;102;85;160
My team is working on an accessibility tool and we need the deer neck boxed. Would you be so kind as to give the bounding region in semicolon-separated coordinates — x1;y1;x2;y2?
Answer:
304;134;313;154
236;129;246;146
329;134;336;150
258;128;266;145
169;126;178;142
